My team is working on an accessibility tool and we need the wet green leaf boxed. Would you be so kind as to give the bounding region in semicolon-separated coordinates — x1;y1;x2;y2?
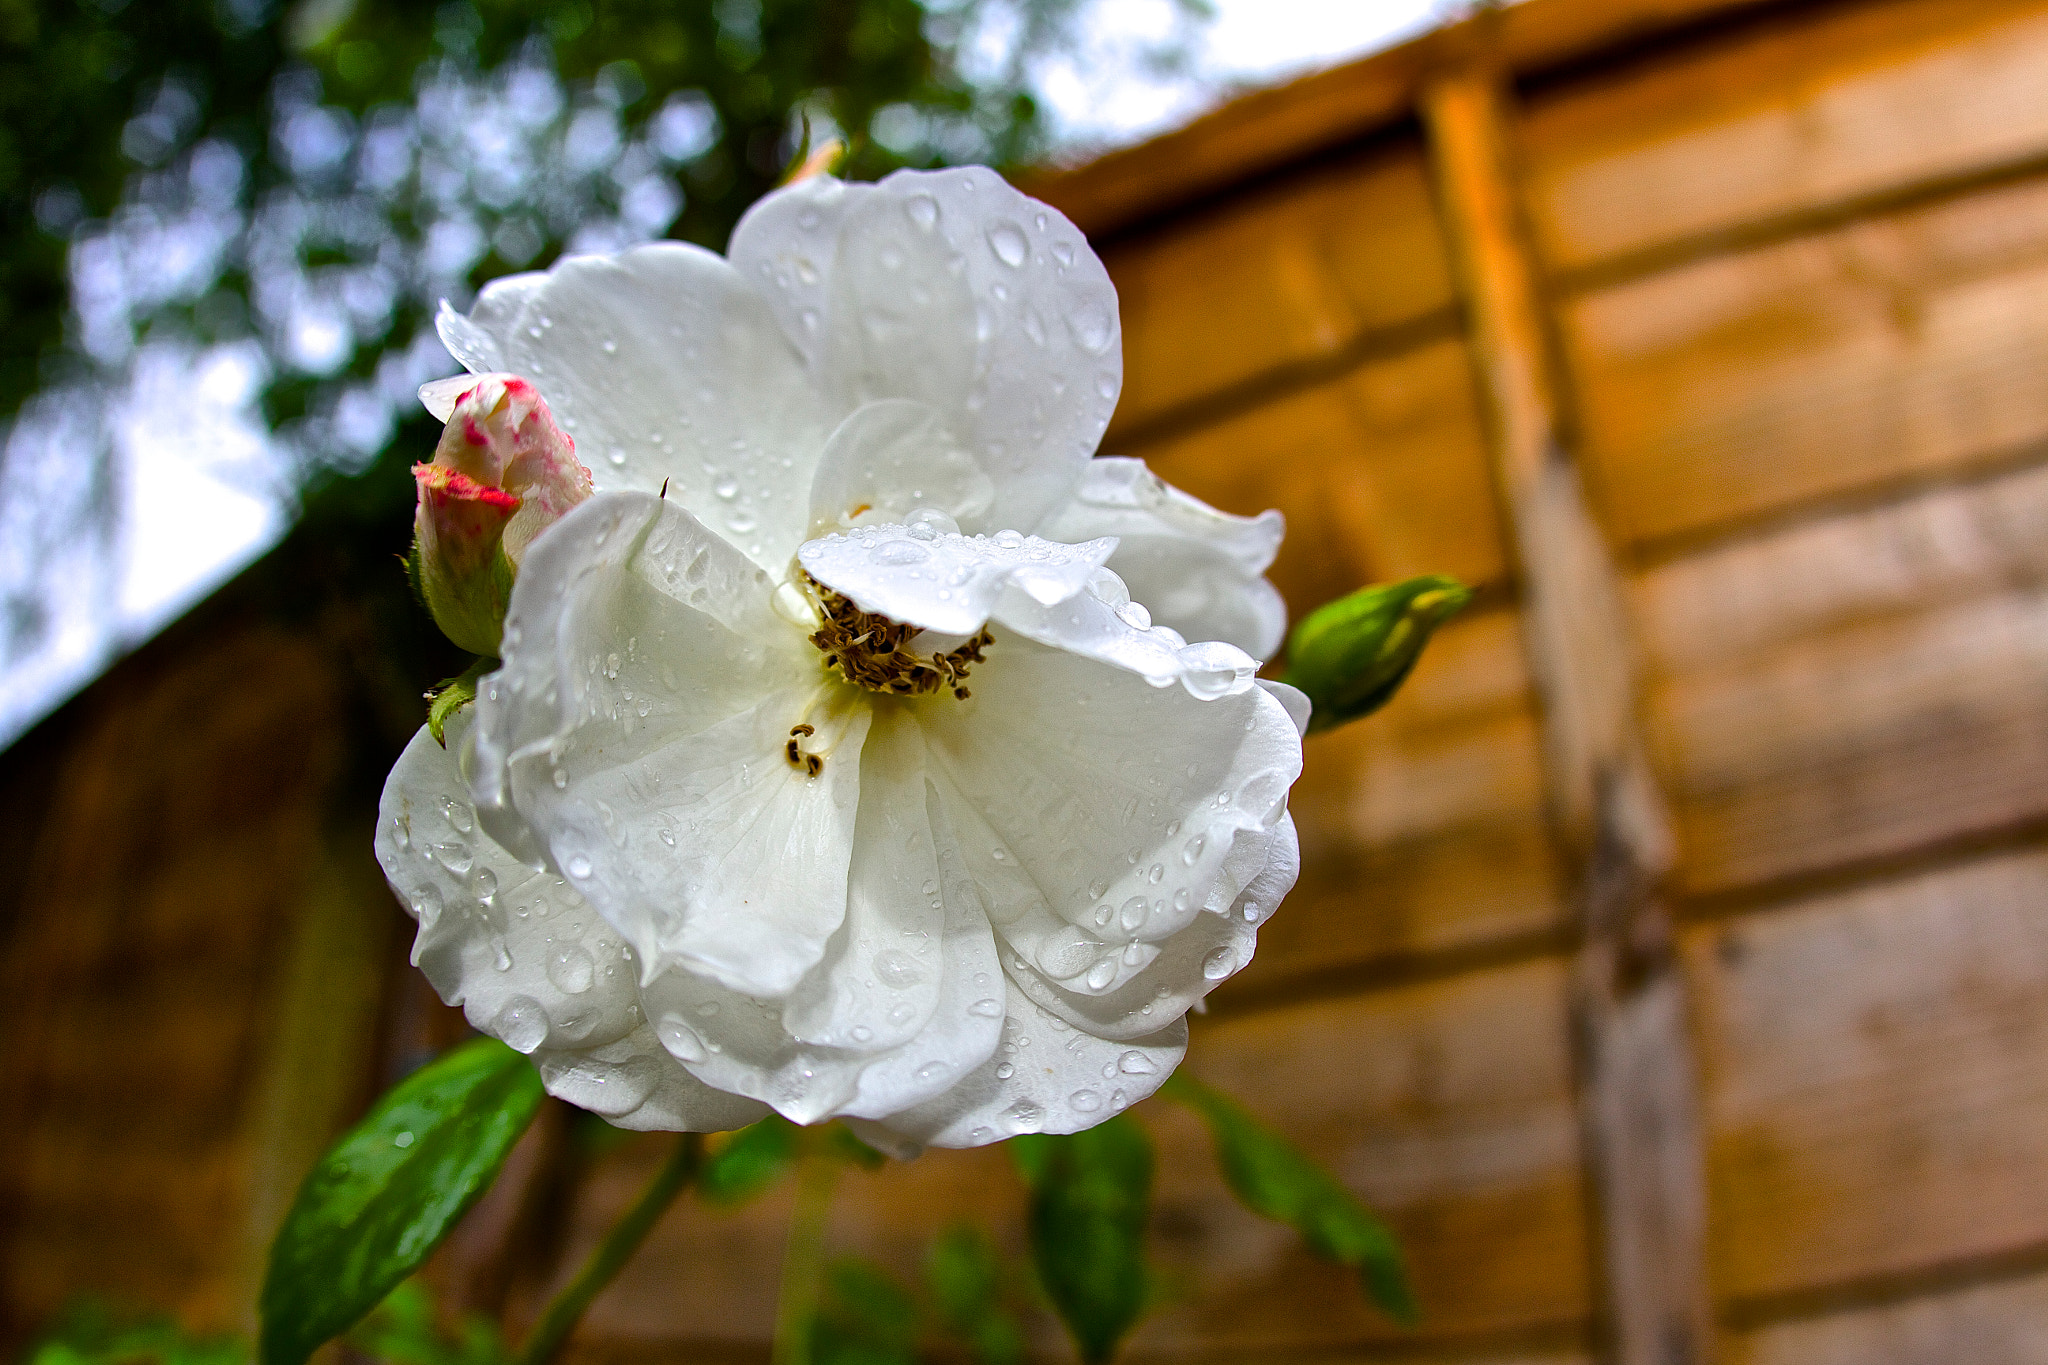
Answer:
1162;1074;1415;1323
1011;1117;1153;1363
258;1038;544;1365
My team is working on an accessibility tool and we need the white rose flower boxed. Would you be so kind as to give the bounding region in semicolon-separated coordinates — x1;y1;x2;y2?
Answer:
375;167;1306;1147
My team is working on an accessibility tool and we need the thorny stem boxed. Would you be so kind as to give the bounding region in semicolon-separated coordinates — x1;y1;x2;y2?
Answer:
770;1146;844;1365
514;1131;704;1365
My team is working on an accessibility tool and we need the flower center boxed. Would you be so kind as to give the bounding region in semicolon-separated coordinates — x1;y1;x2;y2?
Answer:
801;570;992;700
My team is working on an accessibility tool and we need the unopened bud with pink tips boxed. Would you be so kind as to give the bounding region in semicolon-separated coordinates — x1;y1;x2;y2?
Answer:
411;374;591;656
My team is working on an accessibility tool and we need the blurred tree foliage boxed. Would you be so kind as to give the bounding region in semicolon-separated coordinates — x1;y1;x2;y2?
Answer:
0;0;1066;426
0;0;1204;739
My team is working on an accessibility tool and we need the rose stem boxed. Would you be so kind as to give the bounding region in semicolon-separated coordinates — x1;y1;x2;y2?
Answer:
770;1145;844;1365
514;1130;705;1365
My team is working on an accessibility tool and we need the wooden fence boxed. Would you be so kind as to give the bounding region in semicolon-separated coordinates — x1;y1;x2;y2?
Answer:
8;0;2048;1361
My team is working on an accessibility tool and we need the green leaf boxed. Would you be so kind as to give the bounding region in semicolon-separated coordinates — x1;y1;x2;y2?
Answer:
807;1257;920;1365
258;1038;545;1365
425;654;496;747
1162;1074;1415;1323
1011;1117;1154;1364
1279;575;1471;733
696;1115;799;1205
26;1302;246;1365
925;1224;1025;1365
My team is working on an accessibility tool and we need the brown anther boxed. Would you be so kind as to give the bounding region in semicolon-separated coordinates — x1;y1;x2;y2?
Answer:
800;569;994;700
805;754;823;776
790;723;815;737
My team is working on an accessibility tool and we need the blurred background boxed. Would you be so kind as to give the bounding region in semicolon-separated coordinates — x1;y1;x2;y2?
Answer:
11;0;2048;1361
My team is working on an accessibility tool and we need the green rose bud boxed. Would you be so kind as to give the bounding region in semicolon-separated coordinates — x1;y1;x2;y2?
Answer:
1280;574;1471;734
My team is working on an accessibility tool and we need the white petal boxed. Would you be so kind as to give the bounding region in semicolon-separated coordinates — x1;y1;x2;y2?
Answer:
471;492;851;997
376;718;770;1133
872;979;1187;1148
797;524;1116;637
546;690;870;1000
1259;679;1312;737
438;246;836;571
812;168;1122;534
1035;458;1288;659
920;636;1302;1027
468;491;796;866
992;566;1261;699
418;370;516;422
728;174;879;371
636;714;1002;1125
807;399;994;534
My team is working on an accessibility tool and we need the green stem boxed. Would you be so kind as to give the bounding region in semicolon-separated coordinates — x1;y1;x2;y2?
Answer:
514;1131;704;1365
769;1147;844;1365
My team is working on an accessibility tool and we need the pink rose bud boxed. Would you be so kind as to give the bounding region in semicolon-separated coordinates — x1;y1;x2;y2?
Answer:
412;375;591;655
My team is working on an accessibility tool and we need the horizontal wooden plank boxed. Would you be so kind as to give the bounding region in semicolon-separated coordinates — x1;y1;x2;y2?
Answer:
1684;849;2048;1302
1025;0;1781;238
1104;144;1452;435
566;958;1589;1355
1728;1269;2048;1365
1132;339;1510;619
1631;459;2048;676
1648;588;2048;894
1563;172;2048;550
1524;0;2048;271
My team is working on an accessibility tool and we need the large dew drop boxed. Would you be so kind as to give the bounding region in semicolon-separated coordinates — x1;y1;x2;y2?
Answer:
986;222;1028;268
493;995;549;1054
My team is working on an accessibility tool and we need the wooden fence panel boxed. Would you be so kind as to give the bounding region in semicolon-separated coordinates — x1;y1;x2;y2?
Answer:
1683;850;2048;1302
1560;173;2048;551
1522;0;2048;272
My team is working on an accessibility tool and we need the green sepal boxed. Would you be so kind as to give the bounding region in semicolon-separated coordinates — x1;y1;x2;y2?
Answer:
1279;574;1471;733
257;1038;546;1365
1162;1073;1416;1323
426;654;497;747
1011;1117;1154;1364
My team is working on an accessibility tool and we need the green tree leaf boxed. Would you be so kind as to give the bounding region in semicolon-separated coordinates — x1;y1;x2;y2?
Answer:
258;1038;545;1365
696;1115;799;1205
1011;1117;1154;1364
925;1224;1025;1365
1162;1074;1416;1323
1279;575;1471;733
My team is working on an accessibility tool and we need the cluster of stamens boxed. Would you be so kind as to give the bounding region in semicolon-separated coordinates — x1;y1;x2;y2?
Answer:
801;571;992;701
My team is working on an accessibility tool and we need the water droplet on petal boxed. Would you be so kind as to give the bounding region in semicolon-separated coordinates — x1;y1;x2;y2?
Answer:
547;945;595;994
995;1063;1014;1080
566;854;593;879
1118;1050;1158;1075
1069;1089;1103;1113
851;1024;873;1043
1118;896;1148;933
1085;959;1117;991
987;222;1028;267
493;996;548;1054
873;950;921;988
906;194;939;229
1202;947;1235;980
969;997;1003;1018
657;1012;707;1061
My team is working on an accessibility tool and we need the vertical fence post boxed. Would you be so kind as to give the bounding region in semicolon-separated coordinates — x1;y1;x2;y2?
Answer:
1421;64;1719;1365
